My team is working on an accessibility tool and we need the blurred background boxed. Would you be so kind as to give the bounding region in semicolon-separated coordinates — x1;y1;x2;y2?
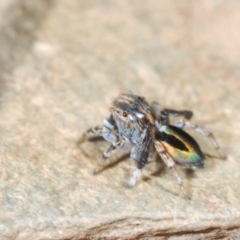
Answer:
0;0;239;239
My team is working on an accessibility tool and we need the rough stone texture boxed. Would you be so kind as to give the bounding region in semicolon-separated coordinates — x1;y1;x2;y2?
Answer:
0;0;240;239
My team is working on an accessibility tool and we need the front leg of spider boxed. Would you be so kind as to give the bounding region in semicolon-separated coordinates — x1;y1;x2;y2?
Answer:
78;117;118;144
128;125;152;187
78;125;104;144
79;116;123;174
93;137;126;175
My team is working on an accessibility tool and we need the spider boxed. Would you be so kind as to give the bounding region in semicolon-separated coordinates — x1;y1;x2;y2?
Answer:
79;93;222;195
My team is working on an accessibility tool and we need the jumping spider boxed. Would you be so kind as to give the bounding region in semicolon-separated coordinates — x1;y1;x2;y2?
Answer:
79;93;222;195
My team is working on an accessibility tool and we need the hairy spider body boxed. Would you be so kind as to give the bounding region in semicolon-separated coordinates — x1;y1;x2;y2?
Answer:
80;93;221;193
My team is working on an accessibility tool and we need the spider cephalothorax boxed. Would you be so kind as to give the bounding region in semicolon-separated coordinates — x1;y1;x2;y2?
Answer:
110;93;153;142
79;93;221;194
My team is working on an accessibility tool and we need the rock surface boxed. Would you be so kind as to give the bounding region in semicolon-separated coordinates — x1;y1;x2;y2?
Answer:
0;0;240;239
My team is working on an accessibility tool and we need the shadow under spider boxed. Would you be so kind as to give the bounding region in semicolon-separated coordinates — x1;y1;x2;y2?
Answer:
79;136;223;199
94;153;130;175
204;152;226;160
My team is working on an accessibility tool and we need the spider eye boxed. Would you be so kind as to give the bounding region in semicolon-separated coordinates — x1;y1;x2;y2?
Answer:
123;111;128;117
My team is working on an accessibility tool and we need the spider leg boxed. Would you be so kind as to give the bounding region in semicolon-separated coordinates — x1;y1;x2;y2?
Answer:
160;108;193;125
128;168;142;187
79;118;118;144
151;102;162;119
154;140;187;197
151;102;193;125
94;137;126;174
78;125;103;143
174;120;223;158
128;125;152;187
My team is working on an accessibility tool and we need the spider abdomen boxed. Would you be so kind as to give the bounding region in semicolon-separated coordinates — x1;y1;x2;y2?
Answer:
156;125;204;168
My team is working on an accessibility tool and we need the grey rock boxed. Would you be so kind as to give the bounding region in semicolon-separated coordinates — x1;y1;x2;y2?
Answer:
0;0;239;239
